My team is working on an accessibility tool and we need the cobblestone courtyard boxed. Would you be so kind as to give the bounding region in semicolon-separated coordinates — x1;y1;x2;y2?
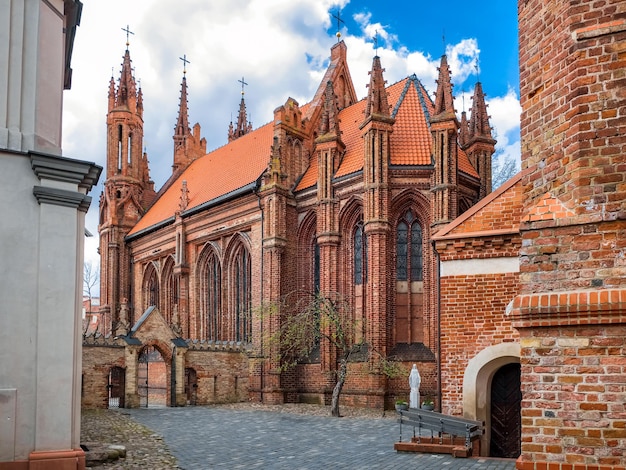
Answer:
82;404;517;470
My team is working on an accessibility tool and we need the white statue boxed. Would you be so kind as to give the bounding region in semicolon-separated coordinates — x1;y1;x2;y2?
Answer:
409;364;421;409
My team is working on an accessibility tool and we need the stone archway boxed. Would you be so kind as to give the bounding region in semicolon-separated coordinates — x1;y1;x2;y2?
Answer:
462;342;520;457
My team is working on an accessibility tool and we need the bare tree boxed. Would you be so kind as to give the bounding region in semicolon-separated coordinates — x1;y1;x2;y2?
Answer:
262;291;404;417
83;261;99;315
492;154;519;190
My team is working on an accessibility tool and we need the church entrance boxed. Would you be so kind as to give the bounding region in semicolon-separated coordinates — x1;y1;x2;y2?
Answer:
489;362;521;458
138;345;167;407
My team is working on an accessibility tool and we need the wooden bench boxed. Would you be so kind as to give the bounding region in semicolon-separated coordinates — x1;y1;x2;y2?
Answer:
394;408;484;458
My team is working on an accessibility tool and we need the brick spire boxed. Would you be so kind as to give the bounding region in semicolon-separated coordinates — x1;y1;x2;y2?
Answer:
468;81;494;141
466;81;495;198
433;54;456;120
171;73;206;176
174;76;190;144
116;49;138;111
108;74;116;111
364;55;390;119
228;77;252;142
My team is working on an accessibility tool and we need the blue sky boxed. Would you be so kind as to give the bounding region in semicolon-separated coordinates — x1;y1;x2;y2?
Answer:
63;0;521;271
336;0;519;98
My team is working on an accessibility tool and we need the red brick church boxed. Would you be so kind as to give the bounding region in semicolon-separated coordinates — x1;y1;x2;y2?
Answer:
83;1;626;466
87;37;497;408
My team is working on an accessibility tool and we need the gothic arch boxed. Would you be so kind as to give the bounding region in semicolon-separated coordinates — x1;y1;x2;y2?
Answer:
196;242;222;340
297;211;318;293
339;198;366;341
389;189;433;348
161;255;176;325
224;233;252;342
390;189;431;227
463;342;521;457
142;261;160;311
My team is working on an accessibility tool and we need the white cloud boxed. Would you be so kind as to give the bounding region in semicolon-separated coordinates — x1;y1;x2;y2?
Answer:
487;87;522;138
446;38;480;85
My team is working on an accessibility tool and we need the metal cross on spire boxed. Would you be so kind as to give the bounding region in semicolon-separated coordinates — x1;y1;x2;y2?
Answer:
331;9;345;42
179;54;190;75
238;77;248;96
121;25;134;48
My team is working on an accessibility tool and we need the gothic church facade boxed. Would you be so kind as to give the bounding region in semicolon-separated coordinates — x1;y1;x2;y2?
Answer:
85;38;497;412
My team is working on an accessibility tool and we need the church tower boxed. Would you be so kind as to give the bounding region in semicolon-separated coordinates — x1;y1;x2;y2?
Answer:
465;81;495;198
430;54;459;229
99;42;155;336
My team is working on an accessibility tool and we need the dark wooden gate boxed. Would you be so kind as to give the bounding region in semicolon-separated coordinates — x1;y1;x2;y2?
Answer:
490;362;521;458
108;366;125;408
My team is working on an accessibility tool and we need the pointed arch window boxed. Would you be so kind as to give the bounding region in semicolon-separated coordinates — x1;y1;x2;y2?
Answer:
143;263;159;311
396;210;423;281
162;260;177;325
354;222;367;285
204;251;221;341
232;246;251;342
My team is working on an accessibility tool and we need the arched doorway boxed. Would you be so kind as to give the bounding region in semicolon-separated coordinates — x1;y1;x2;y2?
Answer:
463;342;521;457
490;363;521;458
138;345;167;407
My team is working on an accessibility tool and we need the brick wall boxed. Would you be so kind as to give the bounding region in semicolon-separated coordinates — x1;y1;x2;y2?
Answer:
518;325;626;469
440;272;520;416
185;349;248;404
516;0;626;468
82;345;125;409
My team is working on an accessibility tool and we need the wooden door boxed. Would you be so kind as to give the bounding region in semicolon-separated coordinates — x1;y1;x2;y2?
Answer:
490;362;521;458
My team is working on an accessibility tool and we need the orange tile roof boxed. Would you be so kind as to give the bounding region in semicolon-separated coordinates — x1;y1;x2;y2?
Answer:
128;122;274;236
458;147;479;178
388;78;433;167
131;73;481;235
297;76;440;190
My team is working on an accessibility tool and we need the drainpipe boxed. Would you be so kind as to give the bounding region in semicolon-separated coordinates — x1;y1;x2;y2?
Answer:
431;240;442;411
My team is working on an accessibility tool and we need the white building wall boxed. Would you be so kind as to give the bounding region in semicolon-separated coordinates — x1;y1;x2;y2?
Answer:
0;0;101;466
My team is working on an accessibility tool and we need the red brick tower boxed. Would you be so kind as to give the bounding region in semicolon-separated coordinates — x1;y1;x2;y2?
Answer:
431;54;459;229
99;44;155;336
316;80;345;373
514;1;626;469
361;54;394;402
